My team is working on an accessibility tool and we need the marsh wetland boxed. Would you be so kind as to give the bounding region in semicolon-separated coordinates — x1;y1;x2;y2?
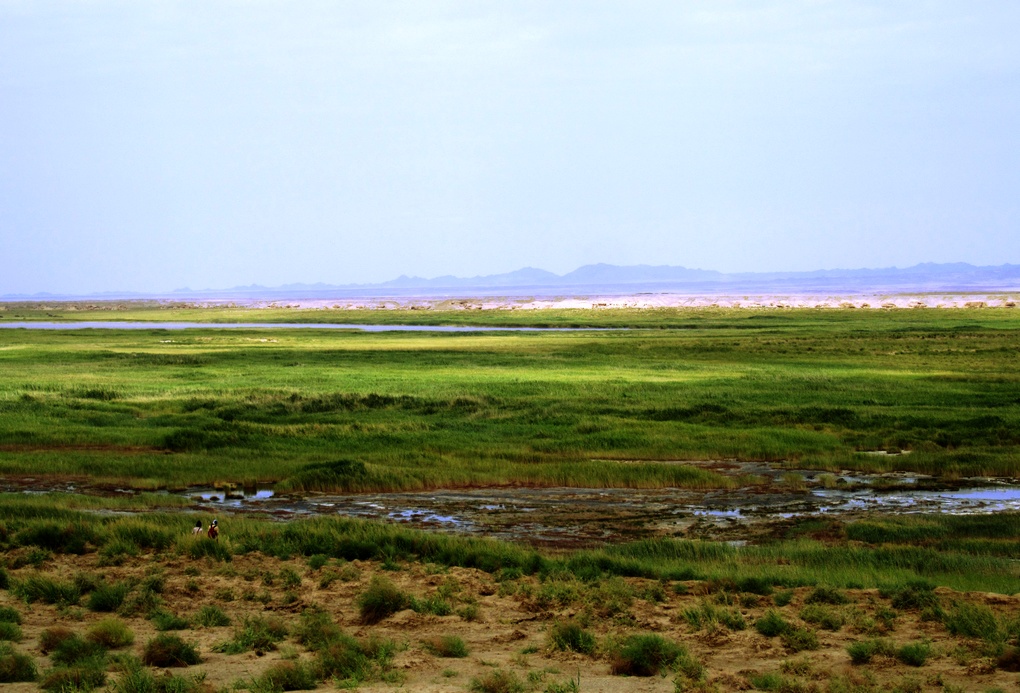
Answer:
1;304;1020;691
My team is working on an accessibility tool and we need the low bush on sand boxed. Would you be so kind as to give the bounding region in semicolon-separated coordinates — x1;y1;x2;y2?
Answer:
356;576;409;624
142;633;201;667
0;642;37;683
547;620;596;655
422;635;469;658
610;634;686;677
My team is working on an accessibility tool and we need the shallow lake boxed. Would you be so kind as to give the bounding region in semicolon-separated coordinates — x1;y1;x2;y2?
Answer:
0;321;610;332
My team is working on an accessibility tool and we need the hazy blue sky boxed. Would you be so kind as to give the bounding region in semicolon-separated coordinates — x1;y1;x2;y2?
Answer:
2;1;1018;294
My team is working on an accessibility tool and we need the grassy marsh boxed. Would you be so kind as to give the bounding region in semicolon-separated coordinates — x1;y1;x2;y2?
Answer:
1;307;1018;490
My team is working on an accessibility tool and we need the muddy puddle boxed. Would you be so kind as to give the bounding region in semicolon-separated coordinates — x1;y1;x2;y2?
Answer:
168;464;1020;548
6;464;1020;548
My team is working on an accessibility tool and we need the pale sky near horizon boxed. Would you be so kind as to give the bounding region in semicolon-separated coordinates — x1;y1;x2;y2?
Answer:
2;1;1018;294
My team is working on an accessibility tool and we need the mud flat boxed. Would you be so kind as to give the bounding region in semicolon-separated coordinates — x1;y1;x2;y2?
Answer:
67;462;1020;548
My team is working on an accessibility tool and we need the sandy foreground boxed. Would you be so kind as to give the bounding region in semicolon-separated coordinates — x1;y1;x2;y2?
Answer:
4;550;1019;692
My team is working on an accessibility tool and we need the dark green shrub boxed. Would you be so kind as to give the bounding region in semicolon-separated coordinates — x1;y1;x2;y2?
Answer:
314;634;374;681
468;668;526;693
773;590;795;607
257;661;317;691
280;567;302;589
150;609;191;631
847;640;879;665
87;581;131;612
113;522;175;551
804;586;848;605
86;618;134;648
294;609;342;651
781;626;819;652
356;576;409;624
39;626;75;654
755;610;789;637
748;672;798;692
410;595;453;616
181;536;232;562
0;642;37;682
943;601;1002;641
0;622;22;642
307;554;329;571
284;458;368;492
97;539;139;566
422;635;469;658
887;581;939;610
14;521;96;554
14;575;81;605
548;620;596;655
139;573;166;595
897;641;931;667
50;634;107;666
737;576;774;596
40;664;106;691
0;606;21;624
142;633;201;667
610;634;685;677
799;604;844;631
194;605;231;628
215;614;287;654
996;646;1020;672
111;662;202;693
0;568;9;590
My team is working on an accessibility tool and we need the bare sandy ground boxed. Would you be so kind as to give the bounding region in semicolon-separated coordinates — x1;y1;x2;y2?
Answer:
4;551;1019;692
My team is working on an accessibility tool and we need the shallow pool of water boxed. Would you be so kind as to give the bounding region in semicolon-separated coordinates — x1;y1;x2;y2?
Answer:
0;321;610;332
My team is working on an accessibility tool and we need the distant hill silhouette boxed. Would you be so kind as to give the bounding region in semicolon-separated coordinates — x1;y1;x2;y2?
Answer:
4;263;1019;300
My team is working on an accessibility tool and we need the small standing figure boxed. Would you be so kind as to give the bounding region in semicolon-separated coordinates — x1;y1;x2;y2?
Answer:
192;520;203;535
207;519;219;541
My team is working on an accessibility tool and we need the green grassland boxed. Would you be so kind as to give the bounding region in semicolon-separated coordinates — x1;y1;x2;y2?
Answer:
0;306;1018;490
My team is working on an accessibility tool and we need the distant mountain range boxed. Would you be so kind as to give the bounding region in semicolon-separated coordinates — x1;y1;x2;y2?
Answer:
5;263;1020;300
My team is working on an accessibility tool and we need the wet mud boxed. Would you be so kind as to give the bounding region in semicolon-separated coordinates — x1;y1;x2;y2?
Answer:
6;462;1020;549
173;462;1020;548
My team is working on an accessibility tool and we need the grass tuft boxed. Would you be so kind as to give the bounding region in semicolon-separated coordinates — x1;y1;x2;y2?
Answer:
142;633;201;667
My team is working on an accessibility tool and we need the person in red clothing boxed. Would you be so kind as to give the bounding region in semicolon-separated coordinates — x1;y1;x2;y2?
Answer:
207;519;219;540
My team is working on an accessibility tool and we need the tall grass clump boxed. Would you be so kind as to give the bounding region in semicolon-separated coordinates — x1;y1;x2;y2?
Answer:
215;615;287;654
468;669;526;693
610;634;687;677
0;622;22;642
40;664;106;691
142;633;201;667
194;605;231;628
50;633;107;667
314;633;397;683
804;586;849;605
755;610;790;637
422;635;469;658
846;638;894;665
87;580;131;612
0;642;37;683
896;641;932;667
39;627;75;654
253;661;318;691
150;608;191;632
0;606;22;624
13;574;81;605
111;658;204;693
943;601;999;639
293;609;343;651
86;618;134;649
356;576;409;624
548;620;596;655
